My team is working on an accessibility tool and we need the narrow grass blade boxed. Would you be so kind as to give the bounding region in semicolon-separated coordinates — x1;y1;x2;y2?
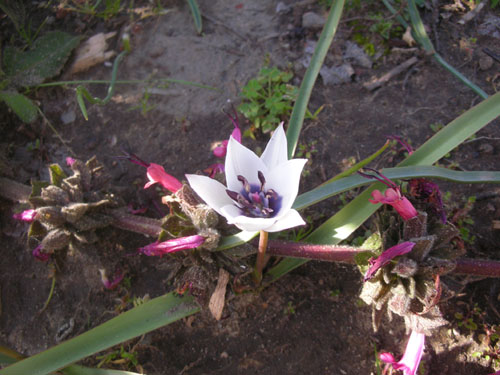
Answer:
0;292;199;375
385;0;488;99
286;0;345;157
319;140;391;185
76;51;127;120
186;0;202;34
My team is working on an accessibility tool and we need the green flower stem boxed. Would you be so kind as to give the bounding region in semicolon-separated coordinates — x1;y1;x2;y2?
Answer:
253;230;269;285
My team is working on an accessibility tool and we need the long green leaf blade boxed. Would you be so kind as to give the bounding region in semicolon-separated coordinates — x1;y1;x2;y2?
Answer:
268;91;500;281
0;293;199;375
286;0;345;157
294;166;500;210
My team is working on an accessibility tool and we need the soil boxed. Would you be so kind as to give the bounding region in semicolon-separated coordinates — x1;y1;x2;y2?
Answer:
1;0;500;374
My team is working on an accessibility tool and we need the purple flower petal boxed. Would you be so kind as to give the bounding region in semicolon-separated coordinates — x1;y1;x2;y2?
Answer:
380;330;425;375
364;242;415;282
139;234;205;257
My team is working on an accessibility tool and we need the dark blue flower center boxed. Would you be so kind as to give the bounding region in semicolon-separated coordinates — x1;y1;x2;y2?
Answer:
226;171;281;218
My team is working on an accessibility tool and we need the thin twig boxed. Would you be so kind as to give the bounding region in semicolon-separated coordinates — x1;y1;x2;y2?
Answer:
364;57;419;91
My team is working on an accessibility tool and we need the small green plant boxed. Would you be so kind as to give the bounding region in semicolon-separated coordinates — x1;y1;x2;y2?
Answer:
96;345;139;369
455;304;500;370
60;0;124;20
0;31;80;123
128;87;156;115
283;301;296;316
238;65;298;136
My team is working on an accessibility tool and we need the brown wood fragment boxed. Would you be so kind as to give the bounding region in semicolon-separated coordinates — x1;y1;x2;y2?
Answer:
493;220;500;230
209;268;230;321
363;56;419;91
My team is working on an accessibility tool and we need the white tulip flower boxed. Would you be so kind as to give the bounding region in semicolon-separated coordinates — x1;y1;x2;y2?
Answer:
186;124;307;233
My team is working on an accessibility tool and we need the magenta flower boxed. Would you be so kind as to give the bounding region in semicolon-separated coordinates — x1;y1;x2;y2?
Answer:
124;153;182;193
66;157;76;166
144;163;183;193
380;330;425;375
99;269;124;290
359;169;417;221
213;111;242;159
13;209;37;222
364;241;415;282
138;234;205;257
32;245;50;262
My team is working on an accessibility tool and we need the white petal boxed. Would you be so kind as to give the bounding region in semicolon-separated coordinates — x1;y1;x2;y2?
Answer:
185;174;233;216
265;209;305;232
225;136;267;192
219;204;243;223
260;123;288;169
221;205;277;231
266;158;307;216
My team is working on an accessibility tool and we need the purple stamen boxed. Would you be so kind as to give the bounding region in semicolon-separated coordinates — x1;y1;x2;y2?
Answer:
226;171;280;218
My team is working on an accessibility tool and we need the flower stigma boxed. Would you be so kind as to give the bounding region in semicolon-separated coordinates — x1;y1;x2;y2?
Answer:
226;171;281;219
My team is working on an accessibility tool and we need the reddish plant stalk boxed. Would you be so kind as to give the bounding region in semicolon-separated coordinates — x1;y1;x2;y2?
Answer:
1;177;499;278
265;239;361;263
453;258;500;277
108;209;163;238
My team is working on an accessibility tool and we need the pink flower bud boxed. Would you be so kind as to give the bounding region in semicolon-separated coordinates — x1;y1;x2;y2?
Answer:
99;269;124;290
144;163;183;193
369;187;418;221
364;242;415;282
32;245;50;262
138;235;205;257
380;330;425;375
13;209;37;222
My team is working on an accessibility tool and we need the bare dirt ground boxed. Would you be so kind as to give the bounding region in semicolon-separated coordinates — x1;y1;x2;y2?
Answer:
1;0;500;374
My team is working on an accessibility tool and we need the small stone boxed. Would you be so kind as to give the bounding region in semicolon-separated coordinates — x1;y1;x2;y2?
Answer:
276;2;291;13
220;351;229;359
344;41;372;69
479;55;494;71
319;64;354;85
302;12;326;29
479;143;494;154
60;109;76;125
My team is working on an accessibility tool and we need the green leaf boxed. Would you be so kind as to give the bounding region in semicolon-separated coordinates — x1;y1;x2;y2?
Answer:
0;91;38;123
286;0;346;157
268;91;500;282
186;0;202;34
49;164;67;187
0;292;199;375
3;31;80;88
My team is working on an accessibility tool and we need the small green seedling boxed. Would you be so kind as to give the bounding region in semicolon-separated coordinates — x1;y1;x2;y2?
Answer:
238;65;298;136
